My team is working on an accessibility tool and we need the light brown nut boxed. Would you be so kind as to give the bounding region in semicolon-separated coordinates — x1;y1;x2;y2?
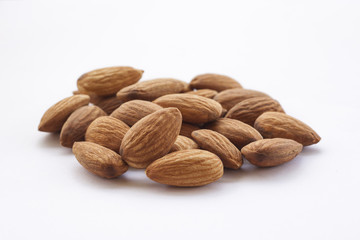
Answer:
38;94;90;132
116;78;188;102
254;112;321;146
179;123;201;138
214;88;270;110
146;149;223;187
241;138;303;167
153;94;222;124
77;66;143;96
191;129;243;169
120;108;182;168
170;135;199;152
205;118;263;149
225;97;285;126
190;73;242;92
110;100;162;126
90;95;123;115
185;89;218;98
85;116;130;152
73;142;128;178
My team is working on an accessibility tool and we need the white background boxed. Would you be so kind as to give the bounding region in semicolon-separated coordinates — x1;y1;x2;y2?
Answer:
1;1;359;239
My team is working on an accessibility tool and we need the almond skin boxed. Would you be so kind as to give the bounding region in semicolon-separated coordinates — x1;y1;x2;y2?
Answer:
153;94;222;124
110;100;162;126
90;95;123;114
77;66;143;96
185;89;218;98
241;138;303;167
254;112;321;146
116;78;188;102
190;73;242;92
38;94;90;132
179;123;201;138
120;108;182;168
169;135;199;152
73;142;128;178
85;116;130;152
225;97;285;126
192;129;243;169
205;118;263;149
146;149;224;187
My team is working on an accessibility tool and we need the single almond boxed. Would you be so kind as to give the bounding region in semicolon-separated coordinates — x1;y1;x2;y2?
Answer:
90;95;123;114
73;142;128;178
120;108;182;168
170;135;199;152
254;112;321;146
185;89;218;98
85;116;130;152
38;94;90;132
179;122;201;138
241;138;303;167
153;94;222;124
146;149;224;187
190;73;242;92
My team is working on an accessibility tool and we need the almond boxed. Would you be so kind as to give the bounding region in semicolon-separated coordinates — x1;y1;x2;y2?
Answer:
77;66;143;96
153;94;222;124
90;95;123;114
38;94;90;132
241;138;303;167
205;118;263;149
225;97;285;126
146;149;223;187
179;122;201;138
110;100;162;126
120;108;182;168
190;73;242;92
85;116;130;152
185;89;218;98
192;129;243;169
170;135;199;152
73;142;128;178
254;112;321;146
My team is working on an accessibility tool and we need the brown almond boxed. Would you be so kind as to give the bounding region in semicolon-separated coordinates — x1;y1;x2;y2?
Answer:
146;149;223;187
254;112;321;146
120;108;182;168
38;94;90;132
90;95;123;114
190;73;242;92
179;122;201;138
170;135;199;152
85;116;130;152
153;94;222;124
241;138;303;167
185;89;218;98
73;142;128;178
192;129;243;169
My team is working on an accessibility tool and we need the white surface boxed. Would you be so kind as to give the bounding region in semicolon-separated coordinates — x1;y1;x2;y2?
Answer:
1;1;359;239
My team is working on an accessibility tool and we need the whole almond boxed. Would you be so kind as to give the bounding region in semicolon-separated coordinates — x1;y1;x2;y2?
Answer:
190;73;242;92
226;97;285;126
254;112;321;146
179;122;201;138
153;94;222;124
73;142;128;178
77;66;143;96
214;88;270;110
117;78;188;102
38;94;90;132
90;95;123;114
110;100;162;126
241;138;303;167
185;89;218;98
170;135;199;152
192;129;243;169
146;149;224;187
120;108;182;168
85;116;130;152
205;118;263;149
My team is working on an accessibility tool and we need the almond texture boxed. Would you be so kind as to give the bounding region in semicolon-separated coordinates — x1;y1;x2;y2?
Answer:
185;89;218;98
190;73;242;92
91;95;123;114
179;122;201;138
169;135;199;152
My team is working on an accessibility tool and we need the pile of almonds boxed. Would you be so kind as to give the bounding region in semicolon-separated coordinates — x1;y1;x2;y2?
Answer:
38;66;321;187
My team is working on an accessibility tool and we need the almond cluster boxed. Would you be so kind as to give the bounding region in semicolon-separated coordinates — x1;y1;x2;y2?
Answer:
38;66;321;187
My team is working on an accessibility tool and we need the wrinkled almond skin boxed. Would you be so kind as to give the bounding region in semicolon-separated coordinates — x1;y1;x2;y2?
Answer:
179;123;201;138
120;108;182;168
226;97;285;126
38;94;90;132
214;88;270;110
90;95;123;114
185;89;218;98
192;129;243;169
205;118;263;149
170;135;199;152
154;94;222;124
73;142;128;178
241;138;303;167
110;100;162;126
254;112;321;146
77;66;143;96
146;149;224;187
190;73;242;92
85;116;130;152
117;78;188;102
